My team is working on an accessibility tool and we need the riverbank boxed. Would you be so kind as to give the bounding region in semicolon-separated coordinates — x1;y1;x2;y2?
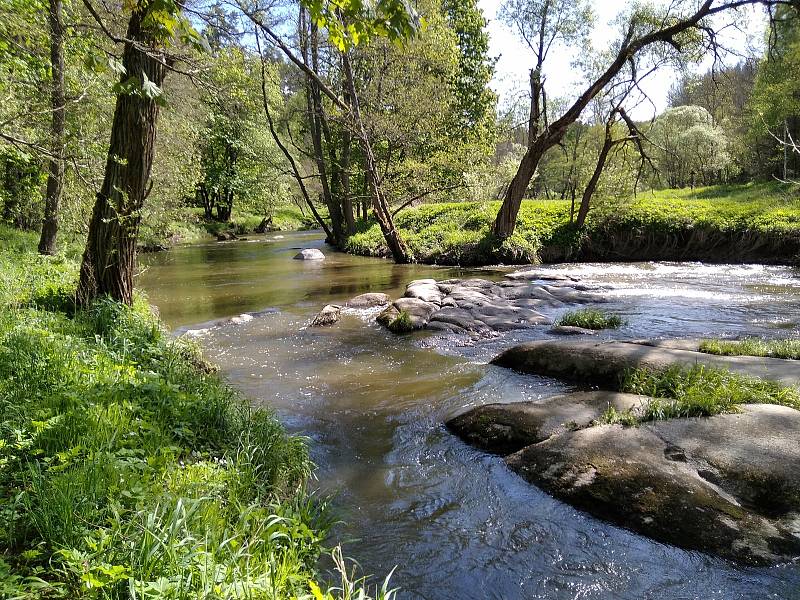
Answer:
346;183;800;265
138;205;321;251
0;226;386;598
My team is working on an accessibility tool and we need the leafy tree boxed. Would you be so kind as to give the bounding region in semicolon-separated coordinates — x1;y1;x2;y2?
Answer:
492;0;798;238
77;0;202;305
650;105;730;187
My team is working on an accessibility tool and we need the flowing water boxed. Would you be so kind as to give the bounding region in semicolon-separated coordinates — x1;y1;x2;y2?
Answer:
139;231;800;600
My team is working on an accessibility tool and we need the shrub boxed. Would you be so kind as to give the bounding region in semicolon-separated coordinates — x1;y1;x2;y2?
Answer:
388;310;414;334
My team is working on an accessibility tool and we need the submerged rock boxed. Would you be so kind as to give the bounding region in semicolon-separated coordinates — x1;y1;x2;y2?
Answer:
548;325;597;336
294;248;325;260
311;304;340;327
492;339;800;387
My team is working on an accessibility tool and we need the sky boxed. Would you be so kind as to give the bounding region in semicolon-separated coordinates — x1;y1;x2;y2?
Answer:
477;0;769;120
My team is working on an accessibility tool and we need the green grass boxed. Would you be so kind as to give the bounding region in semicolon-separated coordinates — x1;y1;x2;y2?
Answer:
139;205;322;249
700;338;800;360
346;182;800;265
387;310;414;334
611;364;800;424
0;226;395;599
555;309;624;330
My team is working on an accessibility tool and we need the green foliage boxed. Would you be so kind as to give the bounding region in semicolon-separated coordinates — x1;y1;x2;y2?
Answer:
347;182;800;265
0;230;389;599
649;105;731;188
621;365;800;421
303;0;421;50
700;338;800;360
387;310;414;334
555;309;624;330
597;405;639;427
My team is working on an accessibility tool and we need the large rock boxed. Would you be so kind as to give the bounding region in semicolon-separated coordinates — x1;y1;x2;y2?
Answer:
345;292;390;309
294;248;325;260
376;276;607;336
311;304;340;326
447;391;646;455
492;339;800;387
504;408;800;565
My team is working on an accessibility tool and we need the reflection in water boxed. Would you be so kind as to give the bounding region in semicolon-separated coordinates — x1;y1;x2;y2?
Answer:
140;232;800;600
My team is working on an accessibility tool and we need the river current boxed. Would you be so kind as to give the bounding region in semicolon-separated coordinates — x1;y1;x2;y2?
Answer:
140;231;800;600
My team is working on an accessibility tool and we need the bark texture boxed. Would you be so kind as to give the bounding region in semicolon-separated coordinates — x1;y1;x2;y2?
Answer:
77;6;165;306
38;0;66;255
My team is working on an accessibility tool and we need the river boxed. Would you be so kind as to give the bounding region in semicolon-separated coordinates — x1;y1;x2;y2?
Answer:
139;230;800;600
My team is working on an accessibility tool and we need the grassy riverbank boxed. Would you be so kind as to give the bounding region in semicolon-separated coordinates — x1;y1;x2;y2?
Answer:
139;205;320;249
346;183;800;265
0;226;387;598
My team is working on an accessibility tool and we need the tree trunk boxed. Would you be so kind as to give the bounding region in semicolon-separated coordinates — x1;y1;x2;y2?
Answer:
38;0;66;255
77;7;165;306
576;133;613;229
341;51;410;263
340;128;355;234
492;140;547;237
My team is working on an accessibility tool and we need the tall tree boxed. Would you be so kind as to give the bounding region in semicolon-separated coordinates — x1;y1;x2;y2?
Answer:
492;0;799;238
38;0;66;254
77;0;197;305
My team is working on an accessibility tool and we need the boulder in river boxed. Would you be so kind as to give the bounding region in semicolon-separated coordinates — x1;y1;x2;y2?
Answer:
447;391;645;455
491;339;800;388
294;248;325;260
548;325;597;336
449;395;800;564
311;304;340;326
345;292;391;309
376;274;604;336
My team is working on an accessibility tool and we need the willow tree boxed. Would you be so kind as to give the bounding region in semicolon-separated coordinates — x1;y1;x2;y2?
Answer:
492;0;800;238
77;0;200;305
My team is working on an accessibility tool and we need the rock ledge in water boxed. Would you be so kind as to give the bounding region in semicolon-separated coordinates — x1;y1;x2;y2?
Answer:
294;248;325;260
376;274;606;336
491;339;800;387
450;396;800;564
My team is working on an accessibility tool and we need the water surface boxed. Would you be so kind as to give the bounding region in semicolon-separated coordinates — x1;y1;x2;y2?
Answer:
140;231;800;600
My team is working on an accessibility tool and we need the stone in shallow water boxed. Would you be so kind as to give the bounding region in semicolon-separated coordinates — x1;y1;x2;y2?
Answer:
549;325;597;336
293;248;325;260
504;409;800;565
345;292;390;309
311;304;340;326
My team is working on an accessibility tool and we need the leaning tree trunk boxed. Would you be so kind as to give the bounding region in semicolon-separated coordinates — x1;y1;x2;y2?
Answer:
341;51;410;263
38;0;66;255
492;139;548;237
576;125;615;229
77;7;165;306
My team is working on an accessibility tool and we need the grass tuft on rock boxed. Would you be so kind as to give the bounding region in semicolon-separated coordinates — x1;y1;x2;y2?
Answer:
555;308;624;330
620;364;800;422
388;310;414;334
700;338;800;360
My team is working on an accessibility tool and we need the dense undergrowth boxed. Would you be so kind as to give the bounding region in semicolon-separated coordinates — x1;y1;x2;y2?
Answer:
0;225;391;599
700;338;800;360
600;364;800;425
346;183;800;265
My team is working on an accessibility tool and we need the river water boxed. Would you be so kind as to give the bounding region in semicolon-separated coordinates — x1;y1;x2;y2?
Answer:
139;231;800;600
